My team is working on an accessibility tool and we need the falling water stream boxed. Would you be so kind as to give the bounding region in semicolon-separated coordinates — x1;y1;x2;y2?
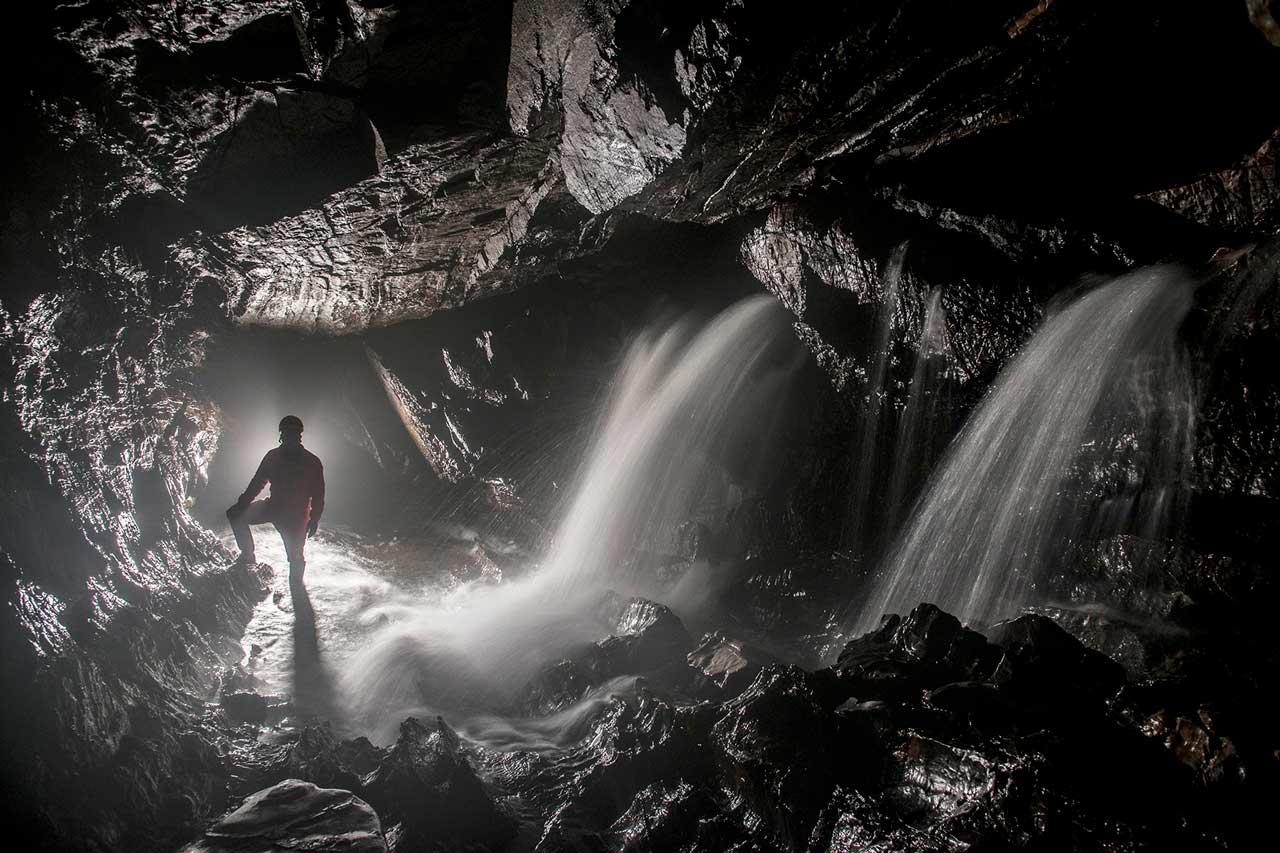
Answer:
236;266;1196;752
884;286;951;537
845;245;906;551
854;265;1198;632
236;296;795;746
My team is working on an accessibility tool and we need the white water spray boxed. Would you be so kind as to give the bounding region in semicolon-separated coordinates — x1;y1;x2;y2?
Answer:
337;296;794;742
855;266;1197;632
884;286;951;534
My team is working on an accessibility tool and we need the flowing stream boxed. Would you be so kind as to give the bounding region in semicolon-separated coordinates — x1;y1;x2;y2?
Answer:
236;296;795;746
855;265;1198;632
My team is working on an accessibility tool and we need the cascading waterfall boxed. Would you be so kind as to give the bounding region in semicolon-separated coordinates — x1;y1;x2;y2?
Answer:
338;295;794;742
854;265;1198;633
541;295;795;596
845;245;906;552
883;286;951;535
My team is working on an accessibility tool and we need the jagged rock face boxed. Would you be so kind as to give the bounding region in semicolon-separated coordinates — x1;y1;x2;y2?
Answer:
1144;129;1280;237
510;1;1280;239
739;201;1039;392
0;269;277;849
518;594;701;716
363;716;517;851
177;131;557;333
508;0;689;214
3;1;1280;850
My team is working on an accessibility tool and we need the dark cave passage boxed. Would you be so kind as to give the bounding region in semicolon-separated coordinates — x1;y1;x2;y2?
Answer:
194;330;415;534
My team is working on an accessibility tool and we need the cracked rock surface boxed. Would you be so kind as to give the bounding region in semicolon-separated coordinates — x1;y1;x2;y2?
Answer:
3;1;1280;850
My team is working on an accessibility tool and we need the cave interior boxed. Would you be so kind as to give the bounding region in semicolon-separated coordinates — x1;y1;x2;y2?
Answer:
2;1;1280;851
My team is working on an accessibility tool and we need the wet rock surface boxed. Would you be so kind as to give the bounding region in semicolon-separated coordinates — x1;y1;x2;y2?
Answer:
363;716;517;851
180;779;386;853
201;596;1256;851
405;599;1273;851
3;1;1280;850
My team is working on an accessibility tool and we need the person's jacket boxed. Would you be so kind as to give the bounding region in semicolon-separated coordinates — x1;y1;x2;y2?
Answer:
237;444;325;522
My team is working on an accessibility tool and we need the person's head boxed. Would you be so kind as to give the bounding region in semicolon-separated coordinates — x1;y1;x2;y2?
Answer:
279;415;304;445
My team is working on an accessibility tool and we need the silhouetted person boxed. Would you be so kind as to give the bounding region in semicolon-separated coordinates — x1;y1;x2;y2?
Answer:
227;415;325;584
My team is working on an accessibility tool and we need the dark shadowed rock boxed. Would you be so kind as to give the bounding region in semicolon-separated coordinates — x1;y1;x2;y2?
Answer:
181;779;385;853
835;604;1002;702
225;723;384;801
282;725;379;793
711;665;857;848
606;781;755;853
220;691;267;725
885;733;999;824
603;596;695;672
987;613;1127;706
187;88;386;228
613;597;691;646
1032;606;1151;675
1142;708;1245;787
1143;128;1280;238
531;691;719;850
809;786;948;853
922;681;1014;727
362;716;514;851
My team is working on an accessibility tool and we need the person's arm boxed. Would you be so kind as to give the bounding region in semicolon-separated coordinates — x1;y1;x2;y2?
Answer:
230;452;272;514
307;459;325;536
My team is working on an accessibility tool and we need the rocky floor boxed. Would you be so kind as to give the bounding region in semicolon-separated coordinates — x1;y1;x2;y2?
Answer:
4;3;1279;850
175;527;1278;853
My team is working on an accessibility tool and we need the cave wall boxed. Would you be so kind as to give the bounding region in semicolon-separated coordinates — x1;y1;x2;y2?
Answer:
1;0;1279;848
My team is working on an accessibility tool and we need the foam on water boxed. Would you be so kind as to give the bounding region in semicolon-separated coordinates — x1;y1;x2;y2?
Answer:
332;295;794;742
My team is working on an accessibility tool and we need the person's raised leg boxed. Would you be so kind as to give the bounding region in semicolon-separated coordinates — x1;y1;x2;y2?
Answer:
227;500;272;563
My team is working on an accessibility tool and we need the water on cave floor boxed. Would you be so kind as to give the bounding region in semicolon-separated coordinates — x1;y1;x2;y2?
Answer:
233;296;800;749
229;529;416;710
229;525;596;746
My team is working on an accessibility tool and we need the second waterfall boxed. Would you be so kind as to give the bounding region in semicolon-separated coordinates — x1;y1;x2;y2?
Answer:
855;265;1199;632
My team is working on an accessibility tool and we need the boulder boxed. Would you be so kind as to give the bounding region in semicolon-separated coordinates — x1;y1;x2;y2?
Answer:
687;631;782;697
531;692;718;849
220;691;268;725
835;604;1002;701
711;665;862;848
885;734;998;824
181;779;385;853
809;786;949;853
281;725;379;793
606;781;751;853
987;613;1127;707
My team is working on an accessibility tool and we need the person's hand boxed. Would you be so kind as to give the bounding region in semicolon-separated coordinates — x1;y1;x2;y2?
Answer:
307;519;318;538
